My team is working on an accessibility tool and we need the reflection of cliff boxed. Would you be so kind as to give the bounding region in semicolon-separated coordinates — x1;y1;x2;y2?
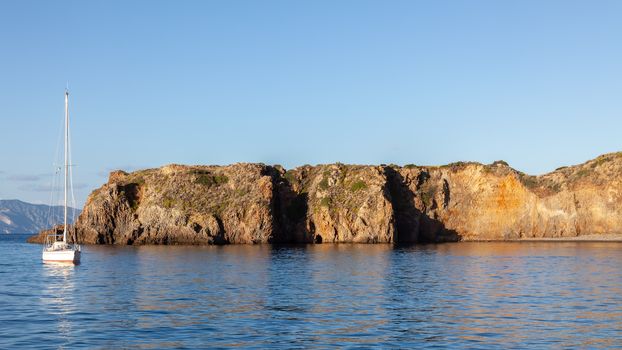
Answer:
28;152;622;244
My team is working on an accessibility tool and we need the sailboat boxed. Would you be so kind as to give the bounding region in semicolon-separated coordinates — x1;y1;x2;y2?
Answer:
42;90;81;264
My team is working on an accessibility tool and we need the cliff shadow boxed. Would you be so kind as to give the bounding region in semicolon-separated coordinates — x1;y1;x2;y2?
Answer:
384;166;461;244
268;168;312;244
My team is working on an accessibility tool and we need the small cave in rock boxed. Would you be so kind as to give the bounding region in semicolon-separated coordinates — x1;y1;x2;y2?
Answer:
191;222;202;233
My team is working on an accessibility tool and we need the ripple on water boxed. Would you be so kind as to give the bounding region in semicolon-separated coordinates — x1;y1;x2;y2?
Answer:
1;237;622;348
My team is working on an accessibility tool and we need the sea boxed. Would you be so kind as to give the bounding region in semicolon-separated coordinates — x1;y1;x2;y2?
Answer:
1;234;621;349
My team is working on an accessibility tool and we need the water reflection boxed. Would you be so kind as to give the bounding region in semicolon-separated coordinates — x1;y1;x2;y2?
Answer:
41;262;76;347
391;242;622;348
2;237;622;349
306;245;392;347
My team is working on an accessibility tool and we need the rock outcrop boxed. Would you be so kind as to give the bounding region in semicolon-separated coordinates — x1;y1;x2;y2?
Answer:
386;153;622;241
279;164;395;243
27;152;622;245
30;164;280;244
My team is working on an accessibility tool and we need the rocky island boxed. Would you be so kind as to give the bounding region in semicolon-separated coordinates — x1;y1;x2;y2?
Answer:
28;152;622;245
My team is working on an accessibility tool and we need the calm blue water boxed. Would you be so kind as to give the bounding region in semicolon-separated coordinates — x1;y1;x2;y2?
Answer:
1;234;621;349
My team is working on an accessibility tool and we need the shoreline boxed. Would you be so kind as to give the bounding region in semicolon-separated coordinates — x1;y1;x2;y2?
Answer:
465;233;622;242
21;232;622;245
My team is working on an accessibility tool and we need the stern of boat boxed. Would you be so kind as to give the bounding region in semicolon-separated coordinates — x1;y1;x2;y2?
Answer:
42;234;81;264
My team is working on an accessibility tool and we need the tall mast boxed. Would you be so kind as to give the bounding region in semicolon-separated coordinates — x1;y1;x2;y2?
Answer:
63;90;69;243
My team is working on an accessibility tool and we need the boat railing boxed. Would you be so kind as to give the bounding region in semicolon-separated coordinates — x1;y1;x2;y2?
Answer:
44;234;65;249
43;233;81;251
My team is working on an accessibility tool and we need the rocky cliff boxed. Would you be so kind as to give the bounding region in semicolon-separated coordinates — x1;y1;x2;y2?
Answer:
278;164;395;243
73;163;279;244
387;153;622;241
28;152;622;244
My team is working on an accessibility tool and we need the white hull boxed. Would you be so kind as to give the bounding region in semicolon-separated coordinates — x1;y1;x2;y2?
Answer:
42;249;81;264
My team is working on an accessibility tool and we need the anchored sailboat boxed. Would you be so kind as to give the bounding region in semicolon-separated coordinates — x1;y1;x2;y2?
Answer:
42;90;81;264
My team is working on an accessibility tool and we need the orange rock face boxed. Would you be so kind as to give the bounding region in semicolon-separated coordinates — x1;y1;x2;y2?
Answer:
392;153;622;241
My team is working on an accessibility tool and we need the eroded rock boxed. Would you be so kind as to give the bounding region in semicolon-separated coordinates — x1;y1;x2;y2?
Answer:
28;152;622;244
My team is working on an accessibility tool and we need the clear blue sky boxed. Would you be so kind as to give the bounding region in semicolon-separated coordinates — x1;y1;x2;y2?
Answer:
1;0;621;206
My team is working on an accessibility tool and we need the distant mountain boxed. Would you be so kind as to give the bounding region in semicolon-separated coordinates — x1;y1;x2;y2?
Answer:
0;200;81;234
